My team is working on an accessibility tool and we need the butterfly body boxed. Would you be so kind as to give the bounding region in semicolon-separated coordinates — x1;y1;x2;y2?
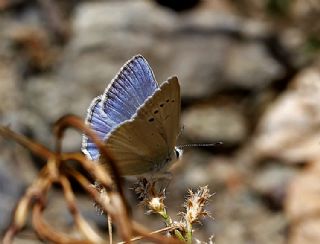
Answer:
82;55;181;176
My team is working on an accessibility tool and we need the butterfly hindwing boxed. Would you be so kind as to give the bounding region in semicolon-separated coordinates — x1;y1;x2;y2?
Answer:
103;77;181;175
82;96;115;160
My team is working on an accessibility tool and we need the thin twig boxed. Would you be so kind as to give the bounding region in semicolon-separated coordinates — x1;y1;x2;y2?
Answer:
118;226;176;243
108;215;113;244
32;202;92;244
0;125;53;160
131;221;183;244
1;117;185;243
53;115;126;203
66;167;132;242
3;166;52;243
59;175;103;243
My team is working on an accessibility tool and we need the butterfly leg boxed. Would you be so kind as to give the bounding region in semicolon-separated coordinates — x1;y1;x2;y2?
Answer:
153;171;173;190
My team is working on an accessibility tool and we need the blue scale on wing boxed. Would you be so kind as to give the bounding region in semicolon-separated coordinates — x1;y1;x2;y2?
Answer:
82;96;117;160
82;55;159;160
127;57;157;101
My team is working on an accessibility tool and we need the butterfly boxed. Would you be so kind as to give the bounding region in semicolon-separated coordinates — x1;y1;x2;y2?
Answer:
81;55;182;176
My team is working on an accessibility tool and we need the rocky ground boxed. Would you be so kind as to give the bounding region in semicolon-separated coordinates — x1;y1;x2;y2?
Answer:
1;0;320;243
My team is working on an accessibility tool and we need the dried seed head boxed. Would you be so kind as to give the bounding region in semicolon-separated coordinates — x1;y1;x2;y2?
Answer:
184;186;213;224
132;177;166;214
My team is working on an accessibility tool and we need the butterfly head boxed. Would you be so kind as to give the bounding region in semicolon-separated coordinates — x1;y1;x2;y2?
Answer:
151;147;183;174
163;147;183;171
174;147;183;160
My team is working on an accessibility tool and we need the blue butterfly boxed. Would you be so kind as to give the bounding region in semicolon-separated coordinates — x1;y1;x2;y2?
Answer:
82;55;182;175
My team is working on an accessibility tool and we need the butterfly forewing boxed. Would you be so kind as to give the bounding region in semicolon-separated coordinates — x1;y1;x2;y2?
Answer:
101;56;158;122
136;76;180;152
104;77;181;175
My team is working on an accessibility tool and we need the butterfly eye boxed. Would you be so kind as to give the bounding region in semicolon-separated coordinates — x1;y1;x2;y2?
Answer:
175;148;183;158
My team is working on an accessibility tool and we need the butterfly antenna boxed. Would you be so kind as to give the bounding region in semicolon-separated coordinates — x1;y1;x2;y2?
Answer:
178;141;223;149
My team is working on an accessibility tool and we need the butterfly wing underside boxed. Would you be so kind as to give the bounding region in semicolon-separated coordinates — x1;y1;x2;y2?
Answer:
103;77;181;175
82;55;158;160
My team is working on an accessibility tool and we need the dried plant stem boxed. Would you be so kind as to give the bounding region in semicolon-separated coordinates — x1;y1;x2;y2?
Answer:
131;222;182;244
132;177;187;242
1;116;186;243
59;175;103;243
159;208;172;225
174;229;186;242
54;115;124;195
32;202;92;244
118;226;175;243
157;209;185;241
3;167;51;243
108;215;113;244
0;125;52;160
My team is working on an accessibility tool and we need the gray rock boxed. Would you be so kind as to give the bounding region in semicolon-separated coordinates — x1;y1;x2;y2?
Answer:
62;1;175;87
253;66;320;163
61;0;283;100
172;149;213;188
290;0;320;37
0;140;37;233
211;188;287;244
279;28;311;68
182;105;248;144
24;75;86;151
251;163;297;195
286;162;320;244
224;42;285;89
0;61;20;123
164;35;233;99
176;153;241;189
251;162;298;208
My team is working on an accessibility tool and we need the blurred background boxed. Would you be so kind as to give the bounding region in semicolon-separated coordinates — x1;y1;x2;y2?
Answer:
1;0;320;243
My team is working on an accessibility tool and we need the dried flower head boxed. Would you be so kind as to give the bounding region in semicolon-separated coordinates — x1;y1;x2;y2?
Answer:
184;185;213;224
148;196;165;213
132;177;166;215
